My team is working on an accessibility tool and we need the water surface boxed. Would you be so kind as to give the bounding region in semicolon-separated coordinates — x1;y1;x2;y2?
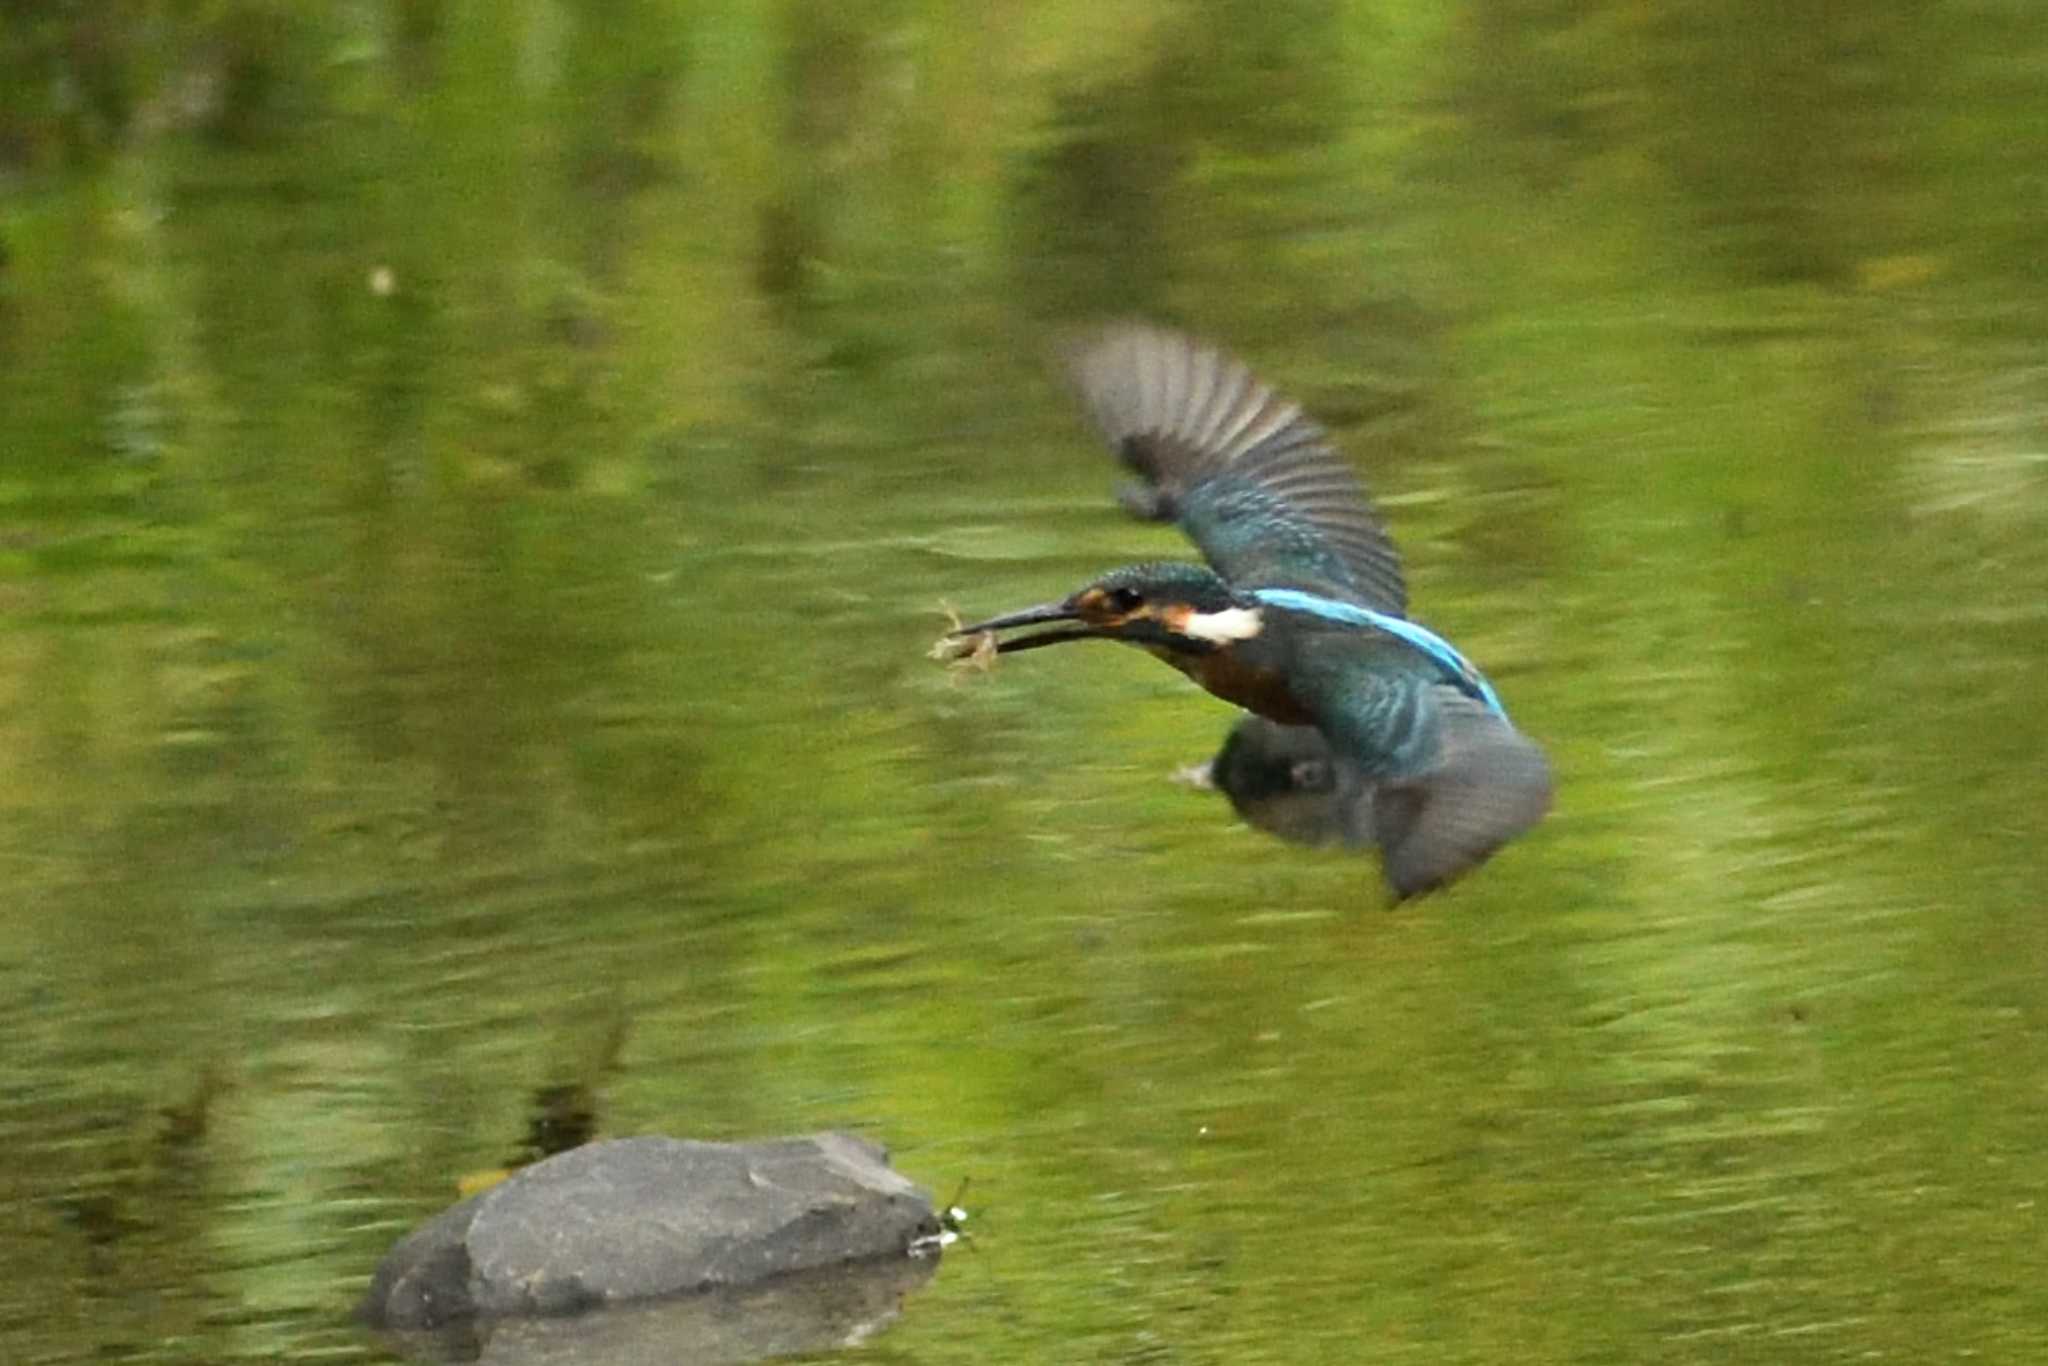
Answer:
3;3;2045;1362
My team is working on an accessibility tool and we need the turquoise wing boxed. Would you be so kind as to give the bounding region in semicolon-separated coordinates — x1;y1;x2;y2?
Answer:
1290;638;1550;898
1065;323;1408;616
1369;687;1551;900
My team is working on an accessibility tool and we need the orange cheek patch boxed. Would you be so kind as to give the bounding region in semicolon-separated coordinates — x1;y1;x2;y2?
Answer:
1074;588;1123;626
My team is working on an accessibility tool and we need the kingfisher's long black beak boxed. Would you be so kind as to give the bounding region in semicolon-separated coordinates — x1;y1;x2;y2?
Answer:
951;601;1097;653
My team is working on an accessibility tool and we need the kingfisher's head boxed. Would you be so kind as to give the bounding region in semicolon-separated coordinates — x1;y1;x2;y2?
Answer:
949;562;1264;658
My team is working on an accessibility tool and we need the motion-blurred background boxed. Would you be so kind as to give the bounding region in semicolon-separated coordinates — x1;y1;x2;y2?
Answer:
3;3;2044;1362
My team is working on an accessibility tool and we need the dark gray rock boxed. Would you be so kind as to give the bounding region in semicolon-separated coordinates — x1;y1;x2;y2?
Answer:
360;1133;942;1330
373;1257;938;1366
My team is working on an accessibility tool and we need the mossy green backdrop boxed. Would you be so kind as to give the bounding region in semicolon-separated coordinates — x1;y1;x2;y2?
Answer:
3;2;2045;1361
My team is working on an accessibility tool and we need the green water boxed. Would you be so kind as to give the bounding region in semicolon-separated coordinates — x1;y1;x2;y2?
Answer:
3;3;2045;1362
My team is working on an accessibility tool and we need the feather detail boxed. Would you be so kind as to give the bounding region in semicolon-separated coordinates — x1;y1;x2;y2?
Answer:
1066;324;1408;616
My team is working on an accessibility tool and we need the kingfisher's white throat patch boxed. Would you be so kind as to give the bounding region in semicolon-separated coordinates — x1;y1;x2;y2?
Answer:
1172;605;1265;644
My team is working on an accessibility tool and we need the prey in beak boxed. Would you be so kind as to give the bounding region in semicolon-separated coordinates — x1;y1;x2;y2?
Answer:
928;598;1097;676
929;568;1246;674
945;600;1101;655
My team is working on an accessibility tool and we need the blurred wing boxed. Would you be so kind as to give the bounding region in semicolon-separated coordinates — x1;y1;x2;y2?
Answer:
1205;686;1548;898
1369;688;1552;901
1292;644;1548;898
1065;323;1408;616
1207;716;1370;850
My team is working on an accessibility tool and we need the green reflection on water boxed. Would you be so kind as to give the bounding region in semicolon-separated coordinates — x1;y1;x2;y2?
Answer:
2;2;2045;1363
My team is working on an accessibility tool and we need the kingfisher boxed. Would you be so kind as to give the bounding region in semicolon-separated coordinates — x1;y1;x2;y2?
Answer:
944;323;1551;900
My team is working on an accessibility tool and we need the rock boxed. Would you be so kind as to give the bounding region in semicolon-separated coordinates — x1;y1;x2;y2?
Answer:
360;1133;943;1330
373;1257;938;1366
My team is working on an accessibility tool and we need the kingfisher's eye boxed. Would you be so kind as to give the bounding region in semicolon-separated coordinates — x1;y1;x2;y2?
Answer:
1103;587;1143;615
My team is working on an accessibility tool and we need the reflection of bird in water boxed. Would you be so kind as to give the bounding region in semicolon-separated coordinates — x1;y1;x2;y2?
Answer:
946;324;1550;900
457;1017;629;1198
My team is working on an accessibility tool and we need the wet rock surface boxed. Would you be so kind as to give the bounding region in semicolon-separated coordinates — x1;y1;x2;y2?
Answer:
372;1257;939;1366
360;1133;942;1331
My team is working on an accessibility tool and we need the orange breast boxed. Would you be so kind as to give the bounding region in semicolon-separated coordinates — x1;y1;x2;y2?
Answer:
1157;648;1314;725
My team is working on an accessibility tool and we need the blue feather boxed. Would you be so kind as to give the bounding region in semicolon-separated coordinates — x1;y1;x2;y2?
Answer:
1250;588;1509;719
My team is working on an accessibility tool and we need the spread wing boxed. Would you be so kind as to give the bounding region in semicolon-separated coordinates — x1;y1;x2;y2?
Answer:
1065;323;1408;616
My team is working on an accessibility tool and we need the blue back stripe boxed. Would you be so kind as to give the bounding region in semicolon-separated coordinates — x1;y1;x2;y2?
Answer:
1250;588;1509;718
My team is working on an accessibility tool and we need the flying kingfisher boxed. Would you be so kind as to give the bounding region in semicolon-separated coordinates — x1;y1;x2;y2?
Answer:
943;323;1551;900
